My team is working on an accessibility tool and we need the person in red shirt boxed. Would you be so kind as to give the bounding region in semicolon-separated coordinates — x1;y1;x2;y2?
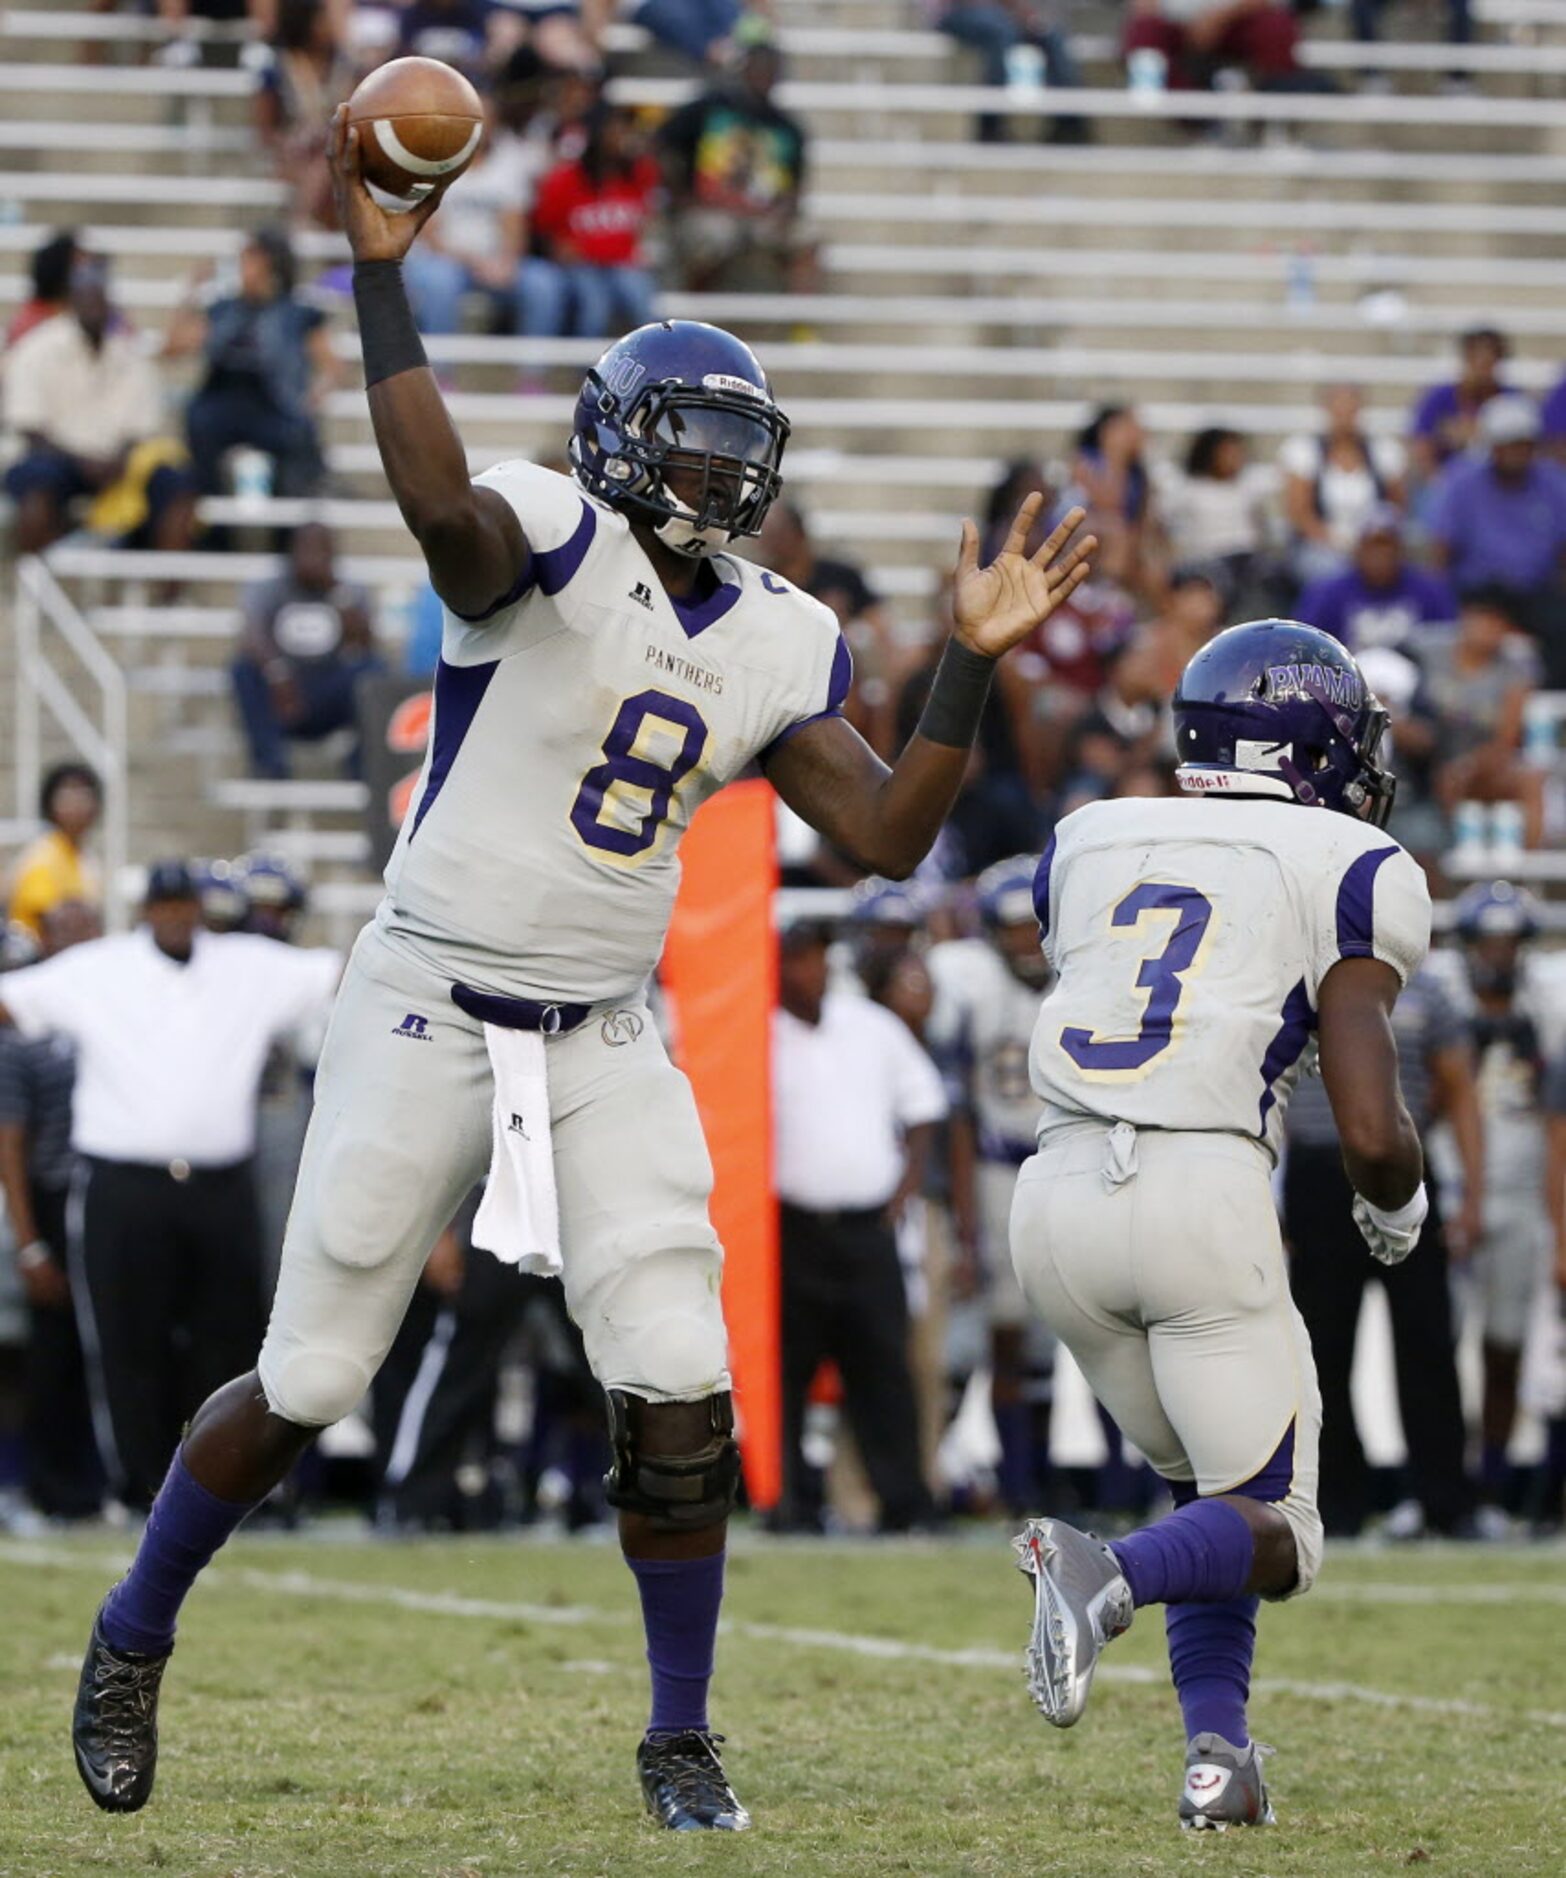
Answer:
532;104;661;338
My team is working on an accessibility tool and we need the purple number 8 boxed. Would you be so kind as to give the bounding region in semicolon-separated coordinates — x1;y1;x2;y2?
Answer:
570;688;709;857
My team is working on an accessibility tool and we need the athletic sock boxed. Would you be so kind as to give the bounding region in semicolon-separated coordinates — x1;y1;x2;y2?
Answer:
993;1397;1034;1511
99;1451;258;1656
626;1549;725;1736
1479;1440;1509;1507
1166;1596;1258;1748
1108;1500;1254;1607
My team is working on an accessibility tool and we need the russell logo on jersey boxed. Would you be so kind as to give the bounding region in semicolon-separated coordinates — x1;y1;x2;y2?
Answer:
392;1013;433;1040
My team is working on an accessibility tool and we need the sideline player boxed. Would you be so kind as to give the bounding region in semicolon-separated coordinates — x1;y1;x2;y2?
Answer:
1453;880;1552;1526
927;856;1053;1512
1008;620;1430;1829
68;107;1096;1830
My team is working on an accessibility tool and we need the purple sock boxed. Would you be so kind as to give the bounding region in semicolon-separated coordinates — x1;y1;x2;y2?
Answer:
1109;1500;1254;1607
994;1398;1034;1510
99;1452;257;1656
626;1550;725;1736
1479;1440;1509;1504
1166;1597;1257;1747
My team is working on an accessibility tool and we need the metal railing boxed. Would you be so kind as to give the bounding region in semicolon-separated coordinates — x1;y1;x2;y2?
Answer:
12;555;129;928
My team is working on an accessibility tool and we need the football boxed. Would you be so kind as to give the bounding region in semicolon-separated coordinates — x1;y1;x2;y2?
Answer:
346;56;484;211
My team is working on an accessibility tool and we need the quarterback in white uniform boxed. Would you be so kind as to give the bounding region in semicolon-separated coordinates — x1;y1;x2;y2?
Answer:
67;108;1097;1829
1009;620;1431;1830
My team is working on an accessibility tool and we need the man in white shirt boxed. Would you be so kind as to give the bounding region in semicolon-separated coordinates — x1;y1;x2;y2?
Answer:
771;918;947;1531
0;860;340;1508
2;256;196;555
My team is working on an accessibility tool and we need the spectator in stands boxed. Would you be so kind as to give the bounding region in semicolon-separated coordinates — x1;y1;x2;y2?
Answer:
658;21;819;293
1408;325;1512;482
7;764;103;943
532;103;662;336
1279;383;1407;587
1350;0;1472;71
630;0;742;65
253;0;355;229
231;521;383;779
2;256;197;557
173;228;339;498
401;94;567;338
1121;0;1303;95
1540;365;1566;463
1423;585;1545;848
1427;395;1566;675
397;0;501;67
1070;406;1160;595
1156;425;1274;610
1296;506;1456;653
772;917;945;1533
0;899;103;1521
932;1;1090;144
5;230;80;350
1056;627;1176;813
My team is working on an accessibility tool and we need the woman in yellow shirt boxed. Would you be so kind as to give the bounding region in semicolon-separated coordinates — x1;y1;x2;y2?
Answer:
8;761;102;939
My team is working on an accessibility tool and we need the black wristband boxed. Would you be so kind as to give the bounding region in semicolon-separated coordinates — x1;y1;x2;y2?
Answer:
917;637;996;748
352;260;428;388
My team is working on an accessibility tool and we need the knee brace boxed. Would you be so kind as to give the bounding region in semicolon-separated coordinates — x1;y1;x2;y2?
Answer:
604;1388;741;1532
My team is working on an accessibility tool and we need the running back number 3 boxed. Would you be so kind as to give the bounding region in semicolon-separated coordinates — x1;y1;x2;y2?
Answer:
1060;883;1215;1074
570;689;708;858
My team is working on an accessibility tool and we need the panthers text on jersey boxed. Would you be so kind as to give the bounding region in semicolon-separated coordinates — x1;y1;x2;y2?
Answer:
380;461;849;1002
1028;795;1431;1158
926;939;1043;1164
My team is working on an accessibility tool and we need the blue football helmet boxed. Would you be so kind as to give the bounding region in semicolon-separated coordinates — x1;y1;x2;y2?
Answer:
1174;619;1395;827
569;320;789;559
238;851;307;937
975;855;1038;931
850;878;926;931
1453;879;1540;943
192;857;249;933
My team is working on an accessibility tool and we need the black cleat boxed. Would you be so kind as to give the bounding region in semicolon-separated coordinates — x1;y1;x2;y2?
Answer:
637;1729;751;1831
72;1610;171;1813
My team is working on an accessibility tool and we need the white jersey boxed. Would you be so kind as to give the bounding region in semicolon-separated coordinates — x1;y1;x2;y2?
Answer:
926;938;1043;1162
1029;796;1430;1160
381;462;848;1002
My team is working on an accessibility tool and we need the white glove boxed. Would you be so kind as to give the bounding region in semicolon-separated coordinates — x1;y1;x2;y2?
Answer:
1353;1183;1429;1266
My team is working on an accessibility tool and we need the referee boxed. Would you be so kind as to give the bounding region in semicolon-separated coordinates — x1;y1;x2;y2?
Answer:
0;860;340;1508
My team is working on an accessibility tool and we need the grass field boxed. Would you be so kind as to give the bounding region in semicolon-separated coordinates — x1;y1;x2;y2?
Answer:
2;1526;1562;1878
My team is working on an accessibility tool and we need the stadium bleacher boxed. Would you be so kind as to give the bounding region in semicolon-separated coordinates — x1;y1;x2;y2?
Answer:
6;0;1566;913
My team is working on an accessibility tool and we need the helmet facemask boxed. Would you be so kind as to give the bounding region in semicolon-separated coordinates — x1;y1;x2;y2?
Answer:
573;375;789;558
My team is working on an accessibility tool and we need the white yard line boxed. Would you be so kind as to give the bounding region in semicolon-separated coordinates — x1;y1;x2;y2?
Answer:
6;1541;1564;1729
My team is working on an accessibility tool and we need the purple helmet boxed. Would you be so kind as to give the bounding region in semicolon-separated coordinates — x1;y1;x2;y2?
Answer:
1174;619;1396;827
975;854;1037;930
569;320;789;558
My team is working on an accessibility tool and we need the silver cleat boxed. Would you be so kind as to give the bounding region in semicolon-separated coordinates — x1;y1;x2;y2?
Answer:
1012;1516;1133;1727
1179;1732;1276;1831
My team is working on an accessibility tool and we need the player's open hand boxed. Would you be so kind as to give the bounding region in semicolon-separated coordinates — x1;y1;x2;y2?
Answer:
328;104;451;265
951;497;1096;660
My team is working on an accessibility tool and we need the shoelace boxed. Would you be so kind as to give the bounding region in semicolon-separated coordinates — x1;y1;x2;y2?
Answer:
648;1732;734;1812
91;1653;163;1755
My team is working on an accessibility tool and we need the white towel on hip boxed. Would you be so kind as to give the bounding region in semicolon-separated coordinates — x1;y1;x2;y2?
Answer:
471;1022;561;1274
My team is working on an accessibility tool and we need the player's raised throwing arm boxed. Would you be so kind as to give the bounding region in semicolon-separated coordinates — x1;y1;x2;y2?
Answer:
327;105;528;621
762;496;1095;878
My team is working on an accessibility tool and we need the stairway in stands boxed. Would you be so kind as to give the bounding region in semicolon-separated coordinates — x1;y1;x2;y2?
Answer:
3;0;1566;919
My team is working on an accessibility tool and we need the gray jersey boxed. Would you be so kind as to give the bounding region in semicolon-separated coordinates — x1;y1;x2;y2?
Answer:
381;462;848;1002
1029;796;1431;1159
926;938;1043;1162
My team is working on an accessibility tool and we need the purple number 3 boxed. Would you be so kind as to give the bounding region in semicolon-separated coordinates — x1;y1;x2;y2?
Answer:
1060;882;1214;1073
570;689;709;857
